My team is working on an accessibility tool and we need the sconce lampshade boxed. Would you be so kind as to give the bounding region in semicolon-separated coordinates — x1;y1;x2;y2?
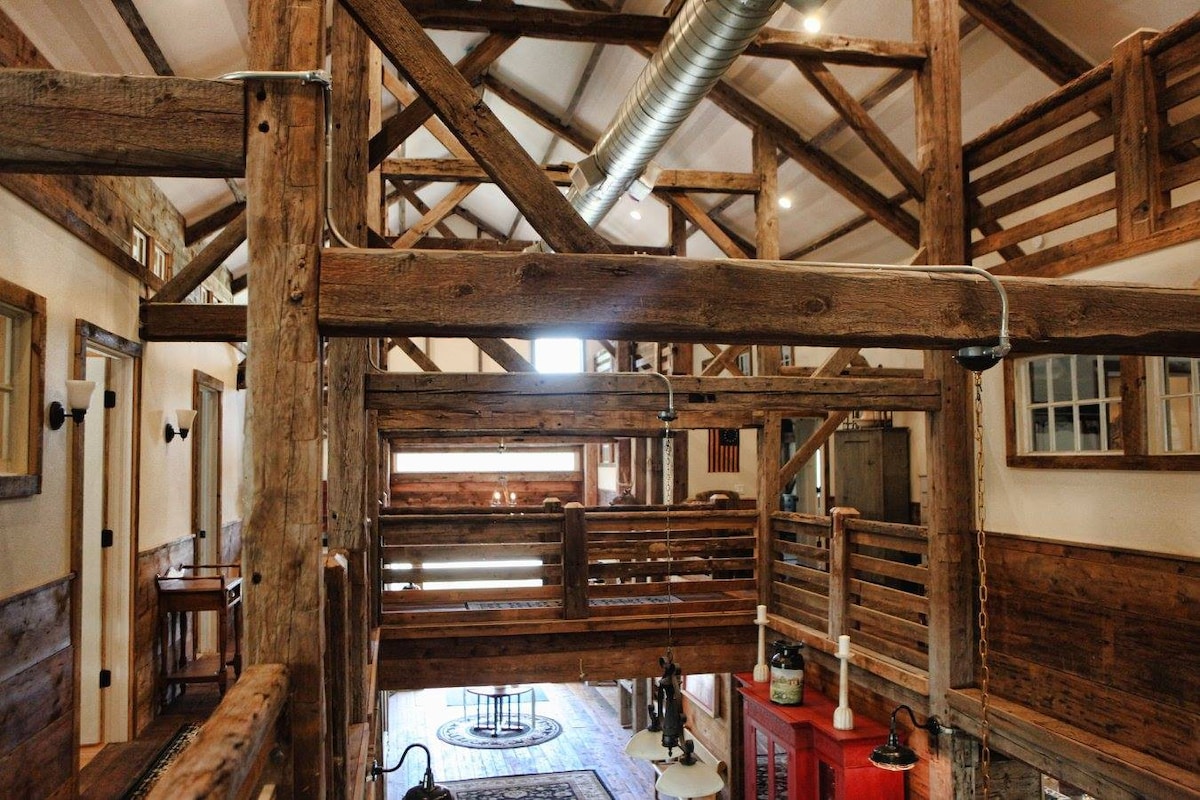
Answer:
655;758;725;798
176;408;198;432
624;728;672;761
867;732;920;771
66;380;97;411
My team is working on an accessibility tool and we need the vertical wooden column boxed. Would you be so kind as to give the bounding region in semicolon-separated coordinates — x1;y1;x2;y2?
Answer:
753;127;782;377
562;502;589;619
827;506;859;639
616;341;635;497
914;0;974;797
1113;30;1165;243
327;0;376;728
244;0;327;794
323;553;351;800
669;206;691;503
756;412;783;607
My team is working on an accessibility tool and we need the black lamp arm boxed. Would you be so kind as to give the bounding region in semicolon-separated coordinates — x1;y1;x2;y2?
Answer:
370;742;434;782
889;704;947;754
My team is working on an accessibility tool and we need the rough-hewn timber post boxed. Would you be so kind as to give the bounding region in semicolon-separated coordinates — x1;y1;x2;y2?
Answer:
756;412;783;607
327;0;376;730
915;0;975;797
753;127;783;377
244;0;326;794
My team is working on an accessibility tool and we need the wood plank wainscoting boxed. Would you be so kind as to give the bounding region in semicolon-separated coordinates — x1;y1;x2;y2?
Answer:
0;576;74;800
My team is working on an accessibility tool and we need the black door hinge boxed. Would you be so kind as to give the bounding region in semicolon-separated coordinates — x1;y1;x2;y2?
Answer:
99;669;112;689
100;529;114;548
197;529;206;539
104;390;117;409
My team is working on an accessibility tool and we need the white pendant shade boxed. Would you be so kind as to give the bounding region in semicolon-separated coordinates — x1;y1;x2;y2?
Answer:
655;759;725;798
176;408;198;431
624;728;672;761
66;380;96;411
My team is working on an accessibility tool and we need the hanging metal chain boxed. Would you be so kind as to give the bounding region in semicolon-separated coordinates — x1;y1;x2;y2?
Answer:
973;371;992;798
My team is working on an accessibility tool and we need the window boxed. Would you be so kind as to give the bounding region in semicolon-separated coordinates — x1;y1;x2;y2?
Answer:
1020;355;1122;454
392;449;578;473
1155;357;1199;453
151;242;172;281
0;278;46;498
533;337;583;373
131;225;149;266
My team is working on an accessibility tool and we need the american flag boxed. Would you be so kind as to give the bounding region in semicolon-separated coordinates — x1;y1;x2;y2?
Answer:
708;428;740;472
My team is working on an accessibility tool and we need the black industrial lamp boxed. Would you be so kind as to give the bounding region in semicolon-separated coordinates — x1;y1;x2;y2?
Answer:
369;743;454;800
869;705;946;771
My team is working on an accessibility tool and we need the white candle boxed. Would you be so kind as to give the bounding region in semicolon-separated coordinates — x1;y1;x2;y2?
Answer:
755;604;768;625
837;634;851;658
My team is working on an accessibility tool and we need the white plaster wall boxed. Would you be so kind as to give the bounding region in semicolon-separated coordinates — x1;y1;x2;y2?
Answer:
687;428;759;500
0;187;246;598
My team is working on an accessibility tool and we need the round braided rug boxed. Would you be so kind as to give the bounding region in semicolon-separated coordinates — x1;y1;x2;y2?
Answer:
436;714;562;750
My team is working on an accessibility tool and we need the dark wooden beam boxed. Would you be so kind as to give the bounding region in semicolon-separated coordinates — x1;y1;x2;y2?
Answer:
110;0;174;75
388;337;441;372
319;249;1200;356
150;210;247;303
392;182;478;248
472;337;536;372
140;302;247;341
483;76;597;154
185;201;247;246
958;0;1093;86
401;236;673;255
405;0;926;68
0;70;244;177
663;193;749;258
343;0;610;253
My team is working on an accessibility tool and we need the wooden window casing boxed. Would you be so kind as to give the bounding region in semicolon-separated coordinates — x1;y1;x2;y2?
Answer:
0;277;46;499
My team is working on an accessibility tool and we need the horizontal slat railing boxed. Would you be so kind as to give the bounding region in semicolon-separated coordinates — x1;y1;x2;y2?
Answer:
965;10;1200;278
769;509;929;671
378;504;758;626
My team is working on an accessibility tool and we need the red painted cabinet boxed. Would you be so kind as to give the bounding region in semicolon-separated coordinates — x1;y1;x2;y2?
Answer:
736;674;903;800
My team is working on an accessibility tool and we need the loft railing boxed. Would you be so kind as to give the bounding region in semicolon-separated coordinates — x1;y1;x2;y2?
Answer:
769;508;930;670
377;503;758;626
965;11;1200;279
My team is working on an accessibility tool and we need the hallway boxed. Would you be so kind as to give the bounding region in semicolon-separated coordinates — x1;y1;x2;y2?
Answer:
383;682;660;799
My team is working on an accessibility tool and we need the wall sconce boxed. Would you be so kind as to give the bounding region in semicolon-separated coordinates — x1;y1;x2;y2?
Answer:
48;380;96;430
165;409;198;442
368;743;453;799
869;704;950;771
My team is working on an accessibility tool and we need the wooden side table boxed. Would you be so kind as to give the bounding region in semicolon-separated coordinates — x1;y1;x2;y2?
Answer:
736;673;903;800
156;564;243;707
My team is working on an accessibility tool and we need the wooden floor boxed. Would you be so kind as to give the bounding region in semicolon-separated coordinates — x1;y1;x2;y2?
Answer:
383;682;660;800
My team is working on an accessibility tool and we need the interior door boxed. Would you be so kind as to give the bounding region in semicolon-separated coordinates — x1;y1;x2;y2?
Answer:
78;354;107;744
194;378;222;653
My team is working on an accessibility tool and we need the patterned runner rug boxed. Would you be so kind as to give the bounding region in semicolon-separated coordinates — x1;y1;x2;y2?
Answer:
442;770;614;799
122;723;203;799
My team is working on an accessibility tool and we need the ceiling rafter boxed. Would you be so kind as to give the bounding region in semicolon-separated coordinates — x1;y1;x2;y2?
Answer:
958;0;1093;86
393;181;458;239
392;182;479;248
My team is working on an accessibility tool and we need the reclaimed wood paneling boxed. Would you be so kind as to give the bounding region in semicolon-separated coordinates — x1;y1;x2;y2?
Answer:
988;533;1200;775
0;576;74;800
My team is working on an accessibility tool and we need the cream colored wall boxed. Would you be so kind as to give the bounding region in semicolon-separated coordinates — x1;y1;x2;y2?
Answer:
0;186;246;599
687;428;759;499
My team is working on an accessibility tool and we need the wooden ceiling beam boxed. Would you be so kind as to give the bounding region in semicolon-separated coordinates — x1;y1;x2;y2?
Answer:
472;337;536;372
185;201;247;246
345;0;611;254
110;0;173;75
388;337;441;372
367;33;517;168
406;0;926;68
958;0;1093;86
0;70;244;177
381;157;759;194
140;302;247;342
391;182;478;248
150;210;247;303
318;249;1200;356
483;76;598;154
392;182;458;239
663;193;749;258
402;236;673;255
380;69;472;158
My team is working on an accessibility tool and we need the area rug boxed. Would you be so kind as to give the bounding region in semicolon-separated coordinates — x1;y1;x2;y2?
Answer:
437;714;562;749
122;722;203;799
442;770;614;799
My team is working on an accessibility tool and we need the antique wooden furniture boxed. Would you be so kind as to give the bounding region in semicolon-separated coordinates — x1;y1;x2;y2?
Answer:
464;684;536;736
156;563;243;706
736;673;903;800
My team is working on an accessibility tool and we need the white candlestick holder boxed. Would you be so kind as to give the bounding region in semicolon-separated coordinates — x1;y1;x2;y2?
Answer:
833;634;854;730
753;604;769;682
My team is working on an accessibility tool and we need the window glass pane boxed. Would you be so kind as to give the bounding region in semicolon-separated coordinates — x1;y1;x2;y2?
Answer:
1102;357;1122;398
1107;403;1122;450
1028;359;1047;403
1031;408;1050;451
1164;357;1193;394
1050;356;1072;401
1165;397;1194;452
1078;403;1102;450
1053;408;1074;451
1076;356;1099;400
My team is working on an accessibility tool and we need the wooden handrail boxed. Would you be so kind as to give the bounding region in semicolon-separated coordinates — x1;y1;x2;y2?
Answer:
147;663;289;800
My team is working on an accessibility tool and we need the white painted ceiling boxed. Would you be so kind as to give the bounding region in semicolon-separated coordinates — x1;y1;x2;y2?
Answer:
5;0;1198;284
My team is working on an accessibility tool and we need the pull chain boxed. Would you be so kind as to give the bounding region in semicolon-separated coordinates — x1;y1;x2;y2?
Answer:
973;371;992;798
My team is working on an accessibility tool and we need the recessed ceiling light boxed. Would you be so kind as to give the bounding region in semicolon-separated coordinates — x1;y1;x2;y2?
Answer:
778;196;793;210
803;15;821;34
630;210;643;221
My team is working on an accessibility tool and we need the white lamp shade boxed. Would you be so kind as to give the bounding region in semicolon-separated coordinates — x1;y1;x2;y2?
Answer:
655;759;725;798
176;408;198;431
66;380;96;411
624;728;672;761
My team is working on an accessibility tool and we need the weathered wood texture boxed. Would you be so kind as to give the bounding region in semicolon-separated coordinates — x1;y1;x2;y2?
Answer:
151;210;246;303
0;577;73;800
243;0;326;795
140;303;248;341
0;69;245;177
320;249;1200;355
986;534;1200;778
146;664;290;800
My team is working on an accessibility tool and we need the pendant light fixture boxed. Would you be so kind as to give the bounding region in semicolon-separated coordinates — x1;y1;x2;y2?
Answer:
623;375;724;799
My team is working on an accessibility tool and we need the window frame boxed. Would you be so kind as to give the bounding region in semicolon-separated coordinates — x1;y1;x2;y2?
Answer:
1004;355;1200;470
1149;356;1200;454
0;277;47;499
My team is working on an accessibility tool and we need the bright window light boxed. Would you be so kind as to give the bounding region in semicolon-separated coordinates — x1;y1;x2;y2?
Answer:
534;337;584;373
393;450;578;473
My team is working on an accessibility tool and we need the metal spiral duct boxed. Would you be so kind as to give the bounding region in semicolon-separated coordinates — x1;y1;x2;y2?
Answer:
567;0;784;227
